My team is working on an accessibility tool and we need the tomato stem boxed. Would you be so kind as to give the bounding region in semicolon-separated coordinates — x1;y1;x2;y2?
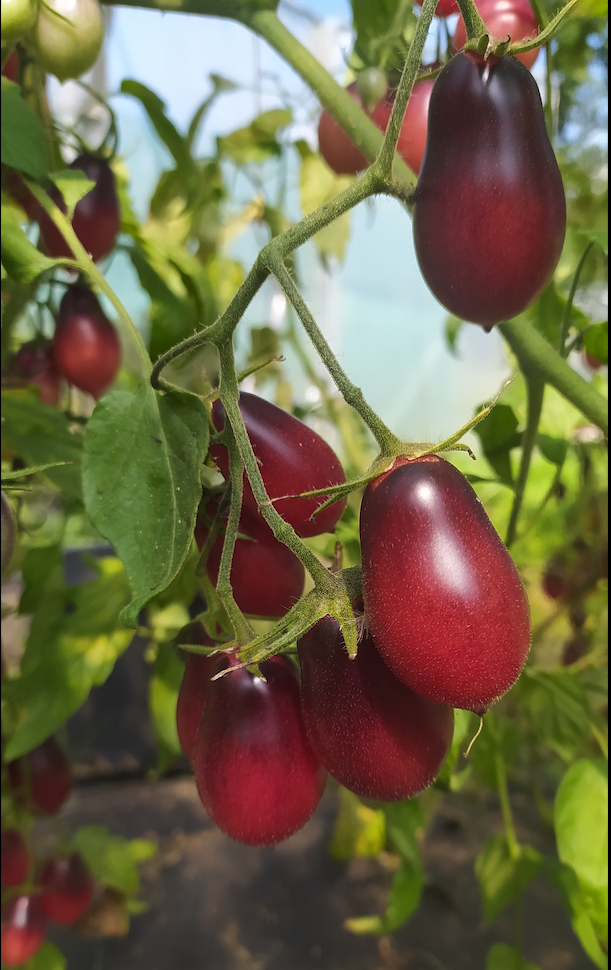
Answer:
505;377;545;548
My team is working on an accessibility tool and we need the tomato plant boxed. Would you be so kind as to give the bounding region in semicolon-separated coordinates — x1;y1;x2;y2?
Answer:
28;0;104;82
10;339;62;405
0;895;47;967
52;282;121;398
0;0;38;44
452;0;541;69
39;852;95;924
7;736;72;816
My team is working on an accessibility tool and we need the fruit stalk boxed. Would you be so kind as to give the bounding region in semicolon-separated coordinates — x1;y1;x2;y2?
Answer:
455;0;487;41
505;377;545;548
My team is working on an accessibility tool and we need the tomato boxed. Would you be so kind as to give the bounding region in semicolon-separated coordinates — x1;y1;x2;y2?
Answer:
176;624;218;763
28;0;104;83
1;0;37;44
210;393;346;538
561;632;590;666
194;654;326;846
395;78;435;177
413;53;566;328
584;349;603;371
2;49;20;81
7;736;72;815
39;853;94;924
414;0;459;16
360;455;531;713
452;0;540;70
1;895;47;967
195;494;305;618
37;154;121;263
542;555;570;600
1;830;29;888
317;82;392;175
298;613;454;801
1;165;39;219
11;340;62;406
356;66;388;111
1;491;17;579
52;283;121;399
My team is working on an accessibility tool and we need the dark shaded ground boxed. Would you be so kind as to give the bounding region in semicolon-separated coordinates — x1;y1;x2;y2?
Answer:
34;776;591;970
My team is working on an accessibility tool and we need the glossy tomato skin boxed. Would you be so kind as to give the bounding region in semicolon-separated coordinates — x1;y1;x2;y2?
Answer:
176;624;218;763
11;340;62;406
38;154;120;263
1;894;47;967
415;0;459;16
360;456;531;713
2;49;20;81
7;736;72;816
52;284;120;399
317;82;392;175
453;0;540;70
1;830;29;888
39;853;94;924
298;615;454;801
195;496;305;618
29;0;104;83
210;393;346;537
194;655;326;846
413;52;566;328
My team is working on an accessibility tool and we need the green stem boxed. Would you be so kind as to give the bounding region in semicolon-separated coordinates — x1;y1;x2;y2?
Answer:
489;713;520;859
456;0;487;41
499;319;608;436
559;243;594;358
505;378;545;547
269;257;400;454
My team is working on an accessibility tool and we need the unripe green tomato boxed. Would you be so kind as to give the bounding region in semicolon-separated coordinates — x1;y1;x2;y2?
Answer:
356;67;388;111
1;0;38;44
1;491;17;579
29;0;103;82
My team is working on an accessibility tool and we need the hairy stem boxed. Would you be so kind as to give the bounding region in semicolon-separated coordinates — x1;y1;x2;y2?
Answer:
506;378;545;547
456;0;487;41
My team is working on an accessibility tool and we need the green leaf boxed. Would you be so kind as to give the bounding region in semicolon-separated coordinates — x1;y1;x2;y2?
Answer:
120;80;194;178
486;943;540;970
20;942;67;970
3;558;133;760
49;169;95;220
329;787;386;861
81;382;209;627
537;433;568;467
384;799;425;866
298;141;352;261
555;759;608;944
218;109;291;165
583;321;608;366
1;204;58;283
473;403;522;487
520;668;594;762
73;826;157;897
1;390;84;502
1;460;71;482
149;638;185;763
542;857;609;970
445;316;464;357
345;860;424;935
476;836;541;922
1;79;48;181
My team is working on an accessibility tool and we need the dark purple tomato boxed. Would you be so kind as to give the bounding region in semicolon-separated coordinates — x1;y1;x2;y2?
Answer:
317;81;393;176
195;495;305;618
1;491;17;579
298;614;454;801
7;736;72;816
11;340;62;406
1;895;47;967
360;455;531;713
52;283;120;399
39;852;94;925
1;830;29;888
37;154;120;263
193;655;326;846
542;556;570;600
210;393;346;538
412;52;566;328
176;624;219;763
453;0;540;70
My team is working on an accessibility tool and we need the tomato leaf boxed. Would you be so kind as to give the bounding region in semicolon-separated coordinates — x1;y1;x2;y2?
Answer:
542;856;609;970
73;826;157;897
120;80;194;179
384;799;425;865
329;787;386;860
81;382;209;627
555;759;608;945
519;668;594;762
345;860;424;935
537;433;568;467
472;403;522;487
297;140;352;261
583;322;608;366
1;204;58;283
218;109;292;165
1;79;48;182
49;169;95;220
20;941;67;970
149;637;186;771
486;943;540;970
476;836;541;923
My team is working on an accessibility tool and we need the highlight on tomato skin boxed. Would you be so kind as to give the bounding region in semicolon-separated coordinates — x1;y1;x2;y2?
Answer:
0;894;48;967
360;455;531;714
39;853;95;925
52;283;121;400
452;0;541;70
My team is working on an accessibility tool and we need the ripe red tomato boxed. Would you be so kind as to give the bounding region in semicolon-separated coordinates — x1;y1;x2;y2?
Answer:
2;49;20;82
176;624;218;763
11;340;62;406
412;53;566;328
193;654;326;846
298;613;454;801
317;82;392;176
1;830;29;888
453;0;540;70
52;283;121;399
395;79;435;176
414;0;459;16
210;393;346;538
37;154;120;263
7;736;72;816
195;495;305;618
39;853;94;924
360;455;531;713
0;895;47;967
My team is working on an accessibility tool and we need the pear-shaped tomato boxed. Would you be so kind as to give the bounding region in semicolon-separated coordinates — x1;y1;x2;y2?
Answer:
298;614;454;801
11;340;62;406
195;496;305;618
412;52;565;328
1;895;47;967
39;852;94;925
175;624;218;763
52;283;120;399
194;655;326;846
360;455;531;713
210;393;346;538
7;736;72;815
453;0;540;70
